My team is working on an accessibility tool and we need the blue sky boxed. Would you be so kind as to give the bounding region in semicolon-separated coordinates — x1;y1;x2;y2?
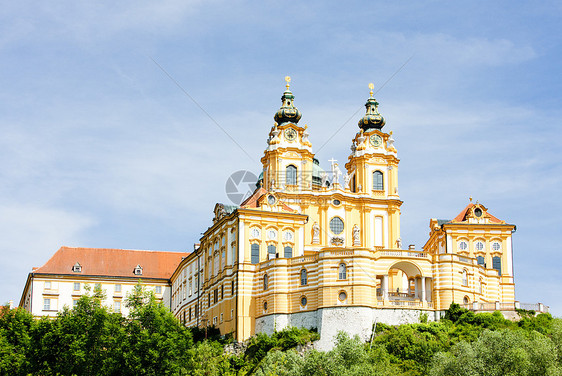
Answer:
1;1;561;314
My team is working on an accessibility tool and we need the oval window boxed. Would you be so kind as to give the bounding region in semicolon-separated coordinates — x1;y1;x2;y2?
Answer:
339;291;347;301
301;296;307;307
329;217;344;235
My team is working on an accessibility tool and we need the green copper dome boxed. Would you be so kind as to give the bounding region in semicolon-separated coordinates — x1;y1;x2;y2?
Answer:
358;85;385;131
274;77;302;125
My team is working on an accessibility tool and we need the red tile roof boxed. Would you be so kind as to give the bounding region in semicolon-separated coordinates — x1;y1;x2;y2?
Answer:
33;246;189;280
451;203;503;224
240;187;267;208
241;187;295;212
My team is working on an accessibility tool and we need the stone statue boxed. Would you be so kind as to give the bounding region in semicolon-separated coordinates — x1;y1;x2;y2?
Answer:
302;125;309;143
353;224;360;246
396;237;402;249
344;172;351;190
332;163;342;185
320;171;328;187
312;222;320;244
271;124;280;140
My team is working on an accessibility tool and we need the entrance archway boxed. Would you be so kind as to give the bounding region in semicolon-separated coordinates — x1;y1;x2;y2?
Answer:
379;261;431;303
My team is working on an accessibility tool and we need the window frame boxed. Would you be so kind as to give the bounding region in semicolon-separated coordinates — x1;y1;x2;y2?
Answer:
372;170;384;190
329;217;344;235
284;245;293;258
300;269;308;286
286;164;297;186
338;263;347;280
251;243;260;264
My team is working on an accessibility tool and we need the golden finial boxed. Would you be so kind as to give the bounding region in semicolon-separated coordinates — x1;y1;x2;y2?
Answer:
285;76;291;90
469;196;473;202
368;83;374;97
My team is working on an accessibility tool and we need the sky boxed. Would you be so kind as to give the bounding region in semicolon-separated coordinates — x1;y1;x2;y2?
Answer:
1;1;561;314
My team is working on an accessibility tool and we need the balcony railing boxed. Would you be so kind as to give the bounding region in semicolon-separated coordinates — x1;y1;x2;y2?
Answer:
461;302;549;313
379;250;427;258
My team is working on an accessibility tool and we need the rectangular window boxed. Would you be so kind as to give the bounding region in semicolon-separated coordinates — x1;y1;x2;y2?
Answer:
213;316;217;325
114;301;121;312
155;285;162;294
231;309;234;319
267;245;276;259
43;298;51;311
189;307;192;321
73;282;80;291
493;256;502;276
220;313;223;323
114;284;121;293
214;289;218;303
221;285;224;300
195;305;198;318
476;256;485;266
44;281;51;290
72;299;78;308
94;283;101;290
251;244;260;264
231;281;235;295
284;246;293;258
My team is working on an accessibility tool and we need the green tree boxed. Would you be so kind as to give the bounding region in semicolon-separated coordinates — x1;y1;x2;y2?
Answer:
28;284;126;376
121;284;194;375
430;329;562;376
0;305;33;375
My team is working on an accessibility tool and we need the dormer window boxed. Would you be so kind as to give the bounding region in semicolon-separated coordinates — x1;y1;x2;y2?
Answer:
134;265;143;276
72;262;82;273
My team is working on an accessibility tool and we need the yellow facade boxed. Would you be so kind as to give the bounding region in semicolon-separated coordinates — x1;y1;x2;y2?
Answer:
169;80;525;343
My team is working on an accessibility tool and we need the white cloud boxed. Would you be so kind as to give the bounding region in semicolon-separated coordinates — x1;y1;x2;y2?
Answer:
0;203;94;304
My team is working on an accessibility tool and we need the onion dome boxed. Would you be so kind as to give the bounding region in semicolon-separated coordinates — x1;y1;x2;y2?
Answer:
358;83;385;131
274;76;302;125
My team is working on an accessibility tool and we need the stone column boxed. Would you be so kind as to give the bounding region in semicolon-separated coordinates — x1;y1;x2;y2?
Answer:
414;277;419;299
421;276;426;302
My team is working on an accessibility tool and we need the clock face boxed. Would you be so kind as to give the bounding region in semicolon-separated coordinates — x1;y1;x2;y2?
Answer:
370;134;383;147
285;128;297;142
267;195;276;205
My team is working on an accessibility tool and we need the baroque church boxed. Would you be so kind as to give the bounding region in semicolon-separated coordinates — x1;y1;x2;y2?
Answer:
20;78;546;349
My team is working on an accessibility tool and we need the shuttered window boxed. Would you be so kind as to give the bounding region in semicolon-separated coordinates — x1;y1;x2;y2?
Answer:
492;256;501;276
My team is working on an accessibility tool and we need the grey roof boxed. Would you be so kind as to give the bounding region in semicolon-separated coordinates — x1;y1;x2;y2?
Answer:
437;219;451;226
223;205;238;214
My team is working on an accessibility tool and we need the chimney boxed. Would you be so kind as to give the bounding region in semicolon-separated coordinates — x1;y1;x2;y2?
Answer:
408;244;415;251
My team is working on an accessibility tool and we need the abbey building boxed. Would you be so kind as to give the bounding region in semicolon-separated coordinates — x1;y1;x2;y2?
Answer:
20;79;547;348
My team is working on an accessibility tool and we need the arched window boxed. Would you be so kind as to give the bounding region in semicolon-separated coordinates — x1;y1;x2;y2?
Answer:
339;263;347;280
492;256;501;276
329;217;344;235
463;296;470;304
462;269;468;286
251;244;260;264
286;165;297;185
479;278;483;294
300;269;308;285
284;246;293;258
373;171;384;190
263;274;268;290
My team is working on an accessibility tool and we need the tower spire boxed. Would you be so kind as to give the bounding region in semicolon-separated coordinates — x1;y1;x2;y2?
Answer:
274;76;302;125
358;82;385;131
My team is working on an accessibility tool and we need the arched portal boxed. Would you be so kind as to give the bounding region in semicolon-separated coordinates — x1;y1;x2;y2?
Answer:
378;261;431;304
